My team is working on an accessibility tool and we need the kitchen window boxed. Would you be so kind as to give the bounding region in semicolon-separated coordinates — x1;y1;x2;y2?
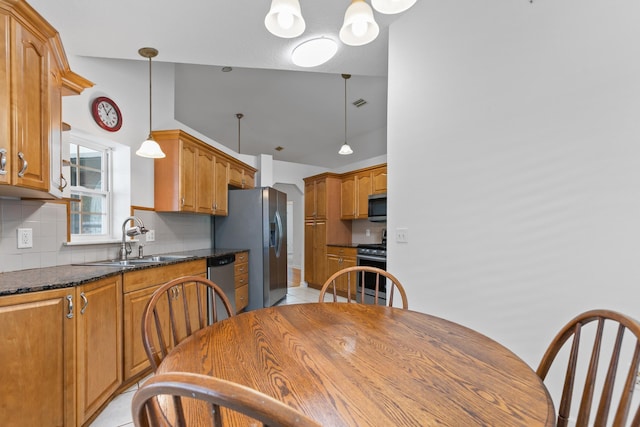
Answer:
69;140;112;241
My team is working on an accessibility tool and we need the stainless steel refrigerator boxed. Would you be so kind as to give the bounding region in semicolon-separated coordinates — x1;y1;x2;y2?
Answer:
213;187;287;310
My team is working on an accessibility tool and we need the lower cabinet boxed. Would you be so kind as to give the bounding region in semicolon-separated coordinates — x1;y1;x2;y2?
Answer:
0;288;76;427
76;276;122;425
122;260;206;381
0;275;122;427
325;246;357;298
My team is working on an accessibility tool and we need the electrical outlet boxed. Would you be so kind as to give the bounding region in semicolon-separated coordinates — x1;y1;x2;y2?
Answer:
395;227;409;243
635;370;640;389
145;229;155;242
366;229;371;237
17;228;33;249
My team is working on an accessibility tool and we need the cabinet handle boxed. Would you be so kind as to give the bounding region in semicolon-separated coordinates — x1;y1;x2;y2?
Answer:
181;198;185;206
66;295;74;319
58;174;68;191
17;152;27;177
80;292;88;315
0;148;6;175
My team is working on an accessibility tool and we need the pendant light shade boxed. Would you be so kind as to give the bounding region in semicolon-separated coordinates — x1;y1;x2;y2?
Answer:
339;74;354;156
136;47;165;159
339;0;379;47
371;0;417;14
265;0;305;38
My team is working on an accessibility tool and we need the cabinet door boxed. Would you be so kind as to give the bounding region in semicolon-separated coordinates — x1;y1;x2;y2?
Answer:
340;176;356;219
76;276;122;425
13;21;49;191
355;172;372;219
304;221;327;286
315;179;327;219
304;180;316;219
0;288;75;427
228;161;243;188
196;148;214;214
179;141;197;212
0;12;10;185
372;166;387;194
213;156;229;215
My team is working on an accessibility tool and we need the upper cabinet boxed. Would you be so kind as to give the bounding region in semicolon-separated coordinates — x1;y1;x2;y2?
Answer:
152;129;256;215
340;164;387;220
0;0;92;199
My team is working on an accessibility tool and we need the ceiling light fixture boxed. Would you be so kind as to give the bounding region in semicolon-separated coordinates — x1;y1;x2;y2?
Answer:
371;0;417;14
136;47;165;159
339;74;354;155
265;0;306;38
292;37;338;68
236;113;244;153
339;0;380;46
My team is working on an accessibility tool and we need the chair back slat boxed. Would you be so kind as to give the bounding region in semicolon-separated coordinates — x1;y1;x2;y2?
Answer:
318;266;408;309
142;276;234;371
537;309;640;427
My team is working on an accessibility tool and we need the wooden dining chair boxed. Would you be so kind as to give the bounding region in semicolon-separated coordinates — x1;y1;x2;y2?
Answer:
536;309;640;427
131;372;321;427
318;266;408;309
141;275;233;371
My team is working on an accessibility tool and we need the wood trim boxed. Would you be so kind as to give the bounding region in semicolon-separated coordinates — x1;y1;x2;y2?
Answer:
131;205;155;216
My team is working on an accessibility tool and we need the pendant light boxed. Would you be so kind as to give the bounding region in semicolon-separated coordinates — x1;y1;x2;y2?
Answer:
236;113;244;153
371;0;417;14
339;74;354;155
339;0;380;47
265;0;305;38
136;47;165;159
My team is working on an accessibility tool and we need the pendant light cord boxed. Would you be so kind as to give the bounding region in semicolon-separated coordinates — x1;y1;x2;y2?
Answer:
148;56;152;136
342;74;351;145
236;113;244;154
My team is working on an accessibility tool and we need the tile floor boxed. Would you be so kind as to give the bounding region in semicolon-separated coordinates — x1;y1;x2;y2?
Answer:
89;285;332;427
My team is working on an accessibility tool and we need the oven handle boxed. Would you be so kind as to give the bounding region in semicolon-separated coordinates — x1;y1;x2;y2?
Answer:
357;254;386;263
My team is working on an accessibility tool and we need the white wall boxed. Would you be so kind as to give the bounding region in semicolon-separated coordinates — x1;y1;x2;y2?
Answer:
388;0;640;370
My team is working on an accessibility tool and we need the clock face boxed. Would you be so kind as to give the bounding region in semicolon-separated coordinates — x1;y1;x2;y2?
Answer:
91;97;122;132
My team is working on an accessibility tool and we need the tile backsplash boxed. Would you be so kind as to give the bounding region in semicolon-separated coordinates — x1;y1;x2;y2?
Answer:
0;199;212;273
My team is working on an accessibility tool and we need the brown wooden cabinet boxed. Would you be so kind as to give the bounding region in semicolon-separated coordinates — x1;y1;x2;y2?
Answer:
75;276;122;426
340;164;386;220
0;1;91;198
153;129;255;215
0;287;75;427
303;173;351;288
234;251;249;312
326;246;357;298
228;161;256;189
122;259;206;381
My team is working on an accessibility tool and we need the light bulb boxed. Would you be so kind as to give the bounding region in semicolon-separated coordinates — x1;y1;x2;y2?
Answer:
277;11;294;29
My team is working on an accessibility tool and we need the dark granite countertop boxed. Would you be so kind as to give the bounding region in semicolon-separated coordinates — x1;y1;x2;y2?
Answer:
327;243;359;248
0;248;246;296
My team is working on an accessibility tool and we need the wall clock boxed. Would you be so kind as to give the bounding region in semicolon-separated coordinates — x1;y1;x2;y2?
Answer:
91;96;123;132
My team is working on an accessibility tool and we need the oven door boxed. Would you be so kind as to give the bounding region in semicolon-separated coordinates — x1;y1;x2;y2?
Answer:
356;253;387;304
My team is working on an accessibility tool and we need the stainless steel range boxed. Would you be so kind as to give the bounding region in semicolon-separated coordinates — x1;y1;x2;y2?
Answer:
356;230;387;304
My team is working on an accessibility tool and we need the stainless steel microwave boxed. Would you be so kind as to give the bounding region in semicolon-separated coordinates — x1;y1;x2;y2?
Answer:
368;193;387;222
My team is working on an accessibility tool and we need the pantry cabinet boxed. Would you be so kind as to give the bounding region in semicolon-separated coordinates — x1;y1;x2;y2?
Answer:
0;1;91;198
303;173;351;288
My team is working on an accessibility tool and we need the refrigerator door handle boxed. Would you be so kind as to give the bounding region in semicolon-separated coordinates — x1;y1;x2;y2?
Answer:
274;210;283;258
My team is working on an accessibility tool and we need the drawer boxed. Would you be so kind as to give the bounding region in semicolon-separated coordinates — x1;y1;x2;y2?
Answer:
234;262;248;276
235;284;248;312
235;251;248;264
123;260;206;293
235;272;248;289
326;246;357;258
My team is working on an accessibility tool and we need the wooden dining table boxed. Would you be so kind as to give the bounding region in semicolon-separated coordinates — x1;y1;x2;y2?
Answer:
157;302;556;426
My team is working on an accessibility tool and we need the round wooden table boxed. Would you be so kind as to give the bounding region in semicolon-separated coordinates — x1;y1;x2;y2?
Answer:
157;303;556;426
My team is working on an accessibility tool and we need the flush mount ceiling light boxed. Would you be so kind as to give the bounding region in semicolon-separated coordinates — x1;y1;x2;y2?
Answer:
339;0;380;46
136;47;165;159
265;0;306;38
292;37;338;67
371;0;417;14
339;73;354;155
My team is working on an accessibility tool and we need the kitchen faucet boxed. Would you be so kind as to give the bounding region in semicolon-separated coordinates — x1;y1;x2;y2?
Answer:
120;216;148;261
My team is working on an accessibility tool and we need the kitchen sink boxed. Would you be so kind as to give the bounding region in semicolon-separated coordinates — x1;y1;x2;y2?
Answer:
74;254;192;268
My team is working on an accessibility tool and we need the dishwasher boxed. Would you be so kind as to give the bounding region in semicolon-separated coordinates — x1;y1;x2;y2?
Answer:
207;253;236;322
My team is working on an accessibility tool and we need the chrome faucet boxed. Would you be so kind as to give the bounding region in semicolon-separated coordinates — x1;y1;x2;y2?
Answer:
120;216;148;261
